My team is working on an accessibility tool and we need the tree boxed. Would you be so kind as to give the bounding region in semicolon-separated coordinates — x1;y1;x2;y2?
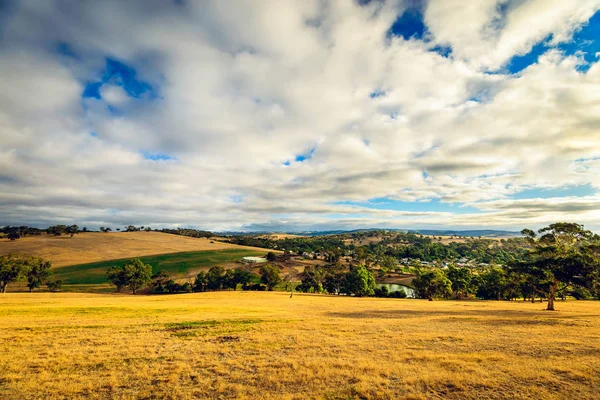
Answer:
512;223;600;310
149;271;171;293
106;266;128;292
298;265;325;293
445;265;476;299
379;255;397;276
222;269;237;290
412;268;451;300
123;259;153;294
0;254;30;293
27;258;51;292
66;225;79;237
193;271;207;292
476;267;509;300
232;268;255;290
260;264;281;291
266;252;277;262
47;225;67;236
323;269;346;295
7;231;20;240
47;280;62;292
343;265;376;297
206;266;225;290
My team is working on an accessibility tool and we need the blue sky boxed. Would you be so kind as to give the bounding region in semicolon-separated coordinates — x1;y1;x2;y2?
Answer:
1;1;600;232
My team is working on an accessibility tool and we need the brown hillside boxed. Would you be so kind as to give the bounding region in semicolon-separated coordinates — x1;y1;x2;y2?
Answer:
0;232;273;268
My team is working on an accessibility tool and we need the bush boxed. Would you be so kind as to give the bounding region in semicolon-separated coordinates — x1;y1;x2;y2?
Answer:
243;283;267;291
570;286;592;300
389;290;408;299
47;280;62;292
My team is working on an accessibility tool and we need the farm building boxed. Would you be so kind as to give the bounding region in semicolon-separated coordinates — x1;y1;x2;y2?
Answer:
242;256;267;263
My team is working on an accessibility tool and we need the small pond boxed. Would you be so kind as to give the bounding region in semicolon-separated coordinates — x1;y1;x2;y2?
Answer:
376;283;415;298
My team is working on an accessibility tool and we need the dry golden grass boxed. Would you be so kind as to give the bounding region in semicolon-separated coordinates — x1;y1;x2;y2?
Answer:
0;232;272;268
1;293;599;399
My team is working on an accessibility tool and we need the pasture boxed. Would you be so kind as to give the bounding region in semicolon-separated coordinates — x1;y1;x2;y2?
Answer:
51;248;268;286
1;292;599;399
0;232;269;268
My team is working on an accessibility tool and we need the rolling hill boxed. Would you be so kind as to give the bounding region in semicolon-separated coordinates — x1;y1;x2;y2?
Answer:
0;231;272;268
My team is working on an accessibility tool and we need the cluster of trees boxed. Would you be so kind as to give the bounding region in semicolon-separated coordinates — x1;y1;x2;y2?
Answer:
192;265;281;292
1;225;87;240
157;228;214;238
106;259;153;294
227;236;346;258
296;265;377;297
412;224;600;310
1;224;214;239
46;225;82;237
149;271;192;294
0;254;61;292
106;261;283;294
123;225;152;232
1;226;44;240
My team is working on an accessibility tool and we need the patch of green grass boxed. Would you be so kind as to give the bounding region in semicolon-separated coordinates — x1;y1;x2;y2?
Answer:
52;249;267;285
164;319;262;338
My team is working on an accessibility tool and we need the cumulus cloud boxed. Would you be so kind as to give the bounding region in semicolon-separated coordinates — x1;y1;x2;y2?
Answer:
1;0;600;232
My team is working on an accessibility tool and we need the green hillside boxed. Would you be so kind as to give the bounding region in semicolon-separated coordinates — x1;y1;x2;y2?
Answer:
52;249;267;284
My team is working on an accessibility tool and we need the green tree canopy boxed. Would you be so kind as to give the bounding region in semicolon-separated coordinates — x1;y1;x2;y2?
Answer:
413;268;451;301
512;223;600;310
27;258;52;292
260;264;281;291
343;265;376;297
123;259;153;294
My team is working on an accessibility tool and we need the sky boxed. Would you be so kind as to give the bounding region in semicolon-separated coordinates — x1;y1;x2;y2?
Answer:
1;0;600;232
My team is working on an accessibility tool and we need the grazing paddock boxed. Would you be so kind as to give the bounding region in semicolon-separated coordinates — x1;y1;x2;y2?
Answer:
0;232;271;268
51;249;269;285
0;293;599;399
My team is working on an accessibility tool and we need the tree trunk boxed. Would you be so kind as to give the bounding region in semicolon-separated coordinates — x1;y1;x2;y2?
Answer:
547;280;558;311
132;287;136;295
0;284;5;293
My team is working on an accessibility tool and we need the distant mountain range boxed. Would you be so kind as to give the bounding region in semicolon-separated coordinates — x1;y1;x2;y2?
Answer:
218;228;521;238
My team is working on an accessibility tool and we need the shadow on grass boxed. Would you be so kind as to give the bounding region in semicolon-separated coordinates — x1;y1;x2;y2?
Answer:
326;308;600;326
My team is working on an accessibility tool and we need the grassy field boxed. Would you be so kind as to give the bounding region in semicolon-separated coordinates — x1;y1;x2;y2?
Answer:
1;293;599;399
0;232;271;268
51;249;268;285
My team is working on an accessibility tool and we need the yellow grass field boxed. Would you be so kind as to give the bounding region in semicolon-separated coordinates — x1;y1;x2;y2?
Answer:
1;293;599;399
0;232;271;268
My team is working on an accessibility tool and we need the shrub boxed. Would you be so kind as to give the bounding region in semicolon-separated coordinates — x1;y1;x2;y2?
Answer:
47;280;62;292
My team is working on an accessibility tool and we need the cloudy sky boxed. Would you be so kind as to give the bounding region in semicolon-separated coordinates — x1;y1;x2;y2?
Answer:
1;0;600;232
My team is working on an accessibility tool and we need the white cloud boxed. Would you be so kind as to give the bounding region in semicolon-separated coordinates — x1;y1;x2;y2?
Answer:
0;0;600;232
99;85;130;106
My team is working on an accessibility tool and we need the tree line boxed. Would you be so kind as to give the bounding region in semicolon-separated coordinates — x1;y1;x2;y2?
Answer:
2;225;215;240
411;223;600;310
106;260;284;294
